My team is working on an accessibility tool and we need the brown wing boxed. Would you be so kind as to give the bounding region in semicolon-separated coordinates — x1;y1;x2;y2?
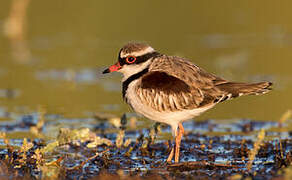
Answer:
135;55;228;112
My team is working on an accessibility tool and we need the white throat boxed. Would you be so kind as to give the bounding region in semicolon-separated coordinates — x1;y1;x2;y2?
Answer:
119;60;152;81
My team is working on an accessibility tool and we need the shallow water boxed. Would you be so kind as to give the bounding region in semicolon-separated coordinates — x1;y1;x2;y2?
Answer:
0;1;291;125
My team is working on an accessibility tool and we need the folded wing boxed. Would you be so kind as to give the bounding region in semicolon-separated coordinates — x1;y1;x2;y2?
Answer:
136;55;272;112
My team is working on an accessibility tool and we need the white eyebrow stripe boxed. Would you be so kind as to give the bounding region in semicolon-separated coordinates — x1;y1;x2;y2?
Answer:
121;47;155;58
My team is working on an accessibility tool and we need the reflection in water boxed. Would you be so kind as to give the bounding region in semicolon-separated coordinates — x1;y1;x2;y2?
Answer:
3;0;31;64
0;107;10;119
36;68;100;84
215;51;248;70
0;89;21;99
196;30;290;49
214;51;248;80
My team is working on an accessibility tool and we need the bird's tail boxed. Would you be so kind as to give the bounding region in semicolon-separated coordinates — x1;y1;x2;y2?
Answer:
217;81;272;98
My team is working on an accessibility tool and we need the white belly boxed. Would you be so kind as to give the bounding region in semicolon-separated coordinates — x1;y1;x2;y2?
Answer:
125;80;214;130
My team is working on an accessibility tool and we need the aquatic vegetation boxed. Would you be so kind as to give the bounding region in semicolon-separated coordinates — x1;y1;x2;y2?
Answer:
247;128;265;171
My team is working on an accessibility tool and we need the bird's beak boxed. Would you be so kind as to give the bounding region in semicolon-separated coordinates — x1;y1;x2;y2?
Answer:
102;62;121;74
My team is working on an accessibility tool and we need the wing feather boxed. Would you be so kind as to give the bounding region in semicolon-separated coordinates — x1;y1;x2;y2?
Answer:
134;55;271;112
134;55;229;112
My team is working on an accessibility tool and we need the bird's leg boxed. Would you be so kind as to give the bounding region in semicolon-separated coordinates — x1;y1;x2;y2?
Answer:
166;127;177;163
166;145;174;162
174;123;184;163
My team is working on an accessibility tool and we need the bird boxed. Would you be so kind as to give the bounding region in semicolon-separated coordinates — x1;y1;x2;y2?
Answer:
102;42;272;163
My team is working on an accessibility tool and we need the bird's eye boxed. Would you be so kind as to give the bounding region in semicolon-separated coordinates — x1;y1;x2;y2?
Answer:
126;56;136;64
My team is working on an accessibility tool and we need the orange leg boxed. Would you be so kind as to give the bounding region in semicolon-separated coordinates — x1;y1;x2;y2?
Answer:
179;123;184;135
167;123;184;163
174;123;184;163
166;146;174;162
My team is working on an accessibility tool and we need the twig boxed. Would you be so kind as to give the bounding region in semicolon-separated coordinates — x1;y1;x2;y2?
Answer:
167;161;239;171
67;149;109;170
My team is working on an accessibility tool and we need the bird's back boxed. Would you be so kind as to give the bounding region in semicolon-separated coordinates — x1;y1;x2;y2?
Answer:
134;55;272;112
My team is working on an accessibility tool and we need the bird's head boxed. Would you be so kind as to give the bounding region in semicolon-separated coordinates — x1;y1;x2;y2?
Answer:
103;42;159;80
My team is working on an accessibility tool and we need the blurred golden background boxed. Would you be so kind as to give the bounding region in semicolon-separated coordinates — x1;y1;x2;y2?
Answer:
0;0;291;126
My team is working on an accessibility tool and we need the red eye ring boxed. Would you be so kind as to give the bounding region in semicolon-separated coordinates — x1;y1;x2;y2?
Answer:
126;56;136;64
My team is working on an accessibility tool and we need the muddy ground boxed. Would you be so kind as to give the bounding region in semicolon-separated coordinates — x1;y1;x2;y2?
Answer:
0;113;291;179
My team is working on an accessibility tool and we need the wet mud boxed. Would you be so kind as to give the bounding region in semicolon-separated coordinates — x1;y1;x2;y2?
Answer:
0;114;291;179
